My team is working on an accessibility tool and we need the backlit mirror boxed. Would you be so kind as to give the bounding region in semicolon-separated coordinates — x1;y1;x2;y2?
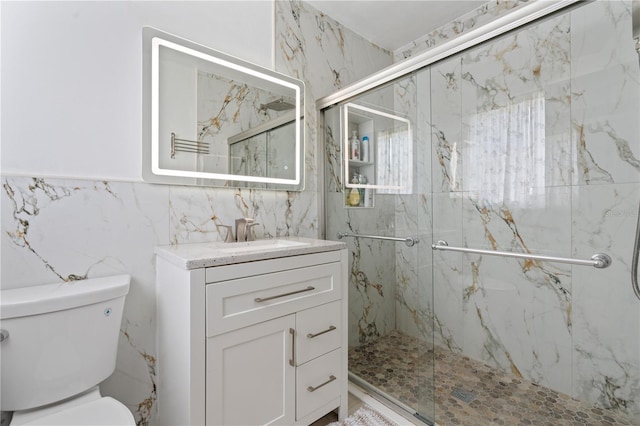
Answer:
142;27;305;190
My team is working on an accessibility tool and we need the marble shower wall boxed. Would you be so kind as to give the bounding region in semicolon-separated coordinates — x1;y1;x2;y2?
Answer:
323;0;539;353
425;0;639;419
0;2;391;425
429;6;575;395
323;95;399;347
323;0;639;420
569;0;640;415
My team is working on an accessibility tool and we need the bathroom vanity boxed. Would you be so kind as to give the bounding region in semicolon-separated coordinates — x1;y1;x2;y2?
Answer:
155;237;348;425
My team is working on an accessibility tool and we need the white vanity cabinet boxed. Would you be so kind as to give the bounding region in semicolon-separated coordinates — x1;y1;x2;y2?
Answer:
156;239;348;426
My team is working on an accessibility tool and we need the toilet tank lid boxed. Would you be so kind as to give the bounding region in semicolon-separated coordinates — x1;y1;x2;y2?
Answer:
0;274;131;319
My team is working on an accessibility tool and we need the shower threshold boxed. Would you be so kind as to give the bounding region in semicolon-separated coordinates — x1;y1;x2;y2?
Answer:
349;372;434;426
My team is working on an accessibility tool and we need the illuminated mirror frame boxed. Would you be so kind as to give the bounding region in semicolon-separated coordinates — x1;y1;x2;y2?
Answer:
142;27;304;189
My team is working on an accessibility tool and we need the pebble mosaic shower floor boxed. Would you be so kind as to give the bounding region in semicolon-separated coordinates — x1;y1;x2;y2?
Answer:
348;331;636;426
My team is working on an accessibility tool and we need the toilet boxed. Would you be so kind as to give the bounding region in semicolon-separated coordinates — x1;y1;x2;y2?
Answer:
0;274;135;425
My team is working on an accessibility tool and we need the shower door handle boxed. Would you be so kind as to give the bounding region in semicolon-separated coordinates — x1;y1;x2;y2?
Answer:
432;240;612;269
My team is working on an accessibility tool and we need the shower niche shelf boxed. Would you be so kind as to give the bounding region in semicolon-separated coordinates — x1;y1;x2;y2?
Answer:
345;109;375;209
342;103;412;209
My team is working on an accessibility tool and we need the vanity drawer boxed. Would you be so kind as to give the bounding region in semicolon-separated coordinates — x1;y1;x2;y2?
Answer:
296;348;342;421
296;301;341;365
206;262;341;337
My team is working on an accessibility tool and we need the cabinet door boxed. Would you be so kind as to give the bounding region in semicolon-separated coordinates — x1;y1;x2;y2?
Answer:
206;315;295;426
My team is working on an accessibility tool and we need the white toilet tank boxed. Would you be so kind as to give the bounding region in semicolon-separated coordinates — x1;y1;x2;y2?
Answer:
0;275;130;412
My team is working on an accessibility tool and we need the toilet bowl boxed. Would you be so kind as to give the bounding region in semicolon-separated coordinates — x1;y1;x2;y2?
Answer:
9;387;134;426
0;275;135;425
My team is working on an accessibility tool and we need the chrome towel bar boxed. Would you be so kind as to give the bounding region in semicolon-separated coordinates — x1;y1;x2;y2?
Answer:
170;132;210;158
337;232;418;247
431;240;612;269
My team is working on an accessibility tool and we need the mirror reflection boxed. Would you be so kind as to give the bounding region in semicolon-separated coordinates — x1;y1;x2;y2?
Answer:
142;27;305;190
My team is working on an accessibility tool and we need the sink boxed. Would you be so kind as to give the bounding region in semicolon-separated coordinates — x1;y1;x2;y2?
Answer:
155;237;346;269
218;239;309;255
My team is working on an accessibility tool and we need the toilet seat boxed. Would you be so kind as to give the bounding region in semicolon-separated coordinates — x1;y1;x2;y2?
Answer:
15;397;135;426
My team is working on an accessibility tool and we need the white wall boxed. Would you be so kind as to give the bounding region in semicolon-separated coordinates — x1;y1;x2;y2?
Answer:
1;1;272;181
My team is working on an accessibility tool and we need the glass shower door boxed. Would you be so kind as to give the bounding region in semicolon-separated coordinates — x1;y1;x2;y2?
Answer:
323;1;640;424
323;72;436;424
424;2;640;424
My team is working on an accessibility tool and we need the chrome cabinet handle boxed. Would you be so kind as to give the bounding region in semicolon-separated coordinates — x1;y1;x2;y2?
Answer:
307;325;336;339
289;328;296;367
254;286;315;303
307;375;337;392
0;329;8;343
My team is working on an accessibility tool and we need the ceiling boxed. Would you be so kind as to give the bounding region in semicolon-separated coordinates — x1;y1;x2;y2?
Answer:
306;1;486;52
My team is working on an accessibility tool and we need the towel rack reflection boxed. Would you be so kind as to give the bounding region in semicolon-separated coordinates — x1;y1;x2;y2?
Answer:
337;232;418;247
171;132;210;158
431;240;612;269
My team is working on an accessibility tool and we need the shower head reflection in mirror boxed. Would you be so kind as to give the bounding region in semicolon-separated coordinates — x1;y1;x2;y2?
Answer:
141;27;305;190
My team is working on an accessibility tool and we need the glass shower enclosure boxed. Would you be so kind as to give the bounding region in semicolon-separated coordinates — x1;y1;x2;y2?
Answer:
323;73;435;423
321;1;640;425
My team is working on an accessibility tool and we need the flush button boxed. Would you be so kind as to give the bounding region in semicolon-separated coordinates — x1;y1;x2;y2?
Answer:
0;329;9;343
104;308;112;317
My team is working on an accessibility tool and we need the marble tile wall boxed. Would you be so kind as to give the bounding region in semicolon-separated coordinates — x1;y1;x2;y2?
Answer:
325;191;398;347
326;0;640;421
569;0;640;415
430;8;577;397
0;2;392;425
428;0;639;419
394;0;529;61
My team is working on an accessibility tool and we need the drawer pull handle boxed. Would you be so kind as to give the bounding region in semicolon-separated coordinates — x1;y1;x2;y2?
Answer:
255;286;315;303
289;328;296;367
307;375;337;392
307;325;337;339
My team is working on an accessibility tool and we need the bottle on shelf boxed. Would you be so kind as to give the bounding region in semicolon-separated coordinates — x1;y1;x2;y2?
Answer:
357;174;366;207
361;136;370;162
347;173;361;206
364;187;373;207
362;173;373;208
350;131;360;160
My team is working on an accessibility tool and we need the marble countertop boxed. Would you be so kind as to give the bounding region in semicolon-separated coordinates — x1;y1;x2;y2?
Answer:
155;236;346;269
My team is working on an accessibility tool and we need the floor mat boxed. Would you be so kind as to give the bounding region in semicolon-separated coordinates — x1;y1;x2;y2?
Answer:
327;405;398;426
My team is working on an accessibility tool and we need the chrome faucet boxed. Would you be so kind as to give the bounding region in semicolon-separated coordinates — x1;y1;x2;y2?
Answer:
235;218;259;242
246;221;259;241
220;224;235;243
